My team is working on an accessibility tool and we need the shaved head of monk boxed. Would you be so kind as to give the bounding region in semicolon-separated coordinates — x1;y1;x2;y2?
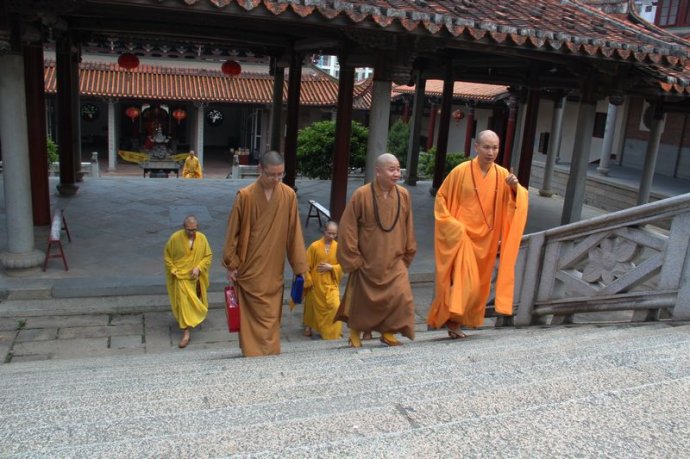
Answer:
258;150;286;189
374;153;401;191
474;130;500;171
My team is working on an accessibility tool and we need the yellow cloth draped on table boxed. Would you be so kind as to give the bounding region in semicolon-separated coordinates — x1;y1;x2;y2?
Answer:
427;159;528;329
118;150;188;164
302;238;343;340
164;229;213;329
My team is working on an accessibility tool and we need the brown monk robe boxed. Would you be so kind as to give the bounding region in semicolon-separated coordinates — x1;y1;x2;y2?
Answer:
223;151;307;357
427;130;528;338
335;153;417;347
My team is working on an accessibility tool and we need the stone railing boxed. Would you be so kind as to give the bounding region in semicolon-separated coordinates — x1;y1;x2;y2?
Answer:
513;193;690;326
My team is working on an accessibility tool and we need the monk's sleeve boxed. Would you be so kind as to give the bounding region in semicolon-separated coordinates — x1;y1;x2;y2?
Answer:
402;190;417;267
336;194;365;273
222;192;243;270
286;194;308;275
197;235;213;274
163;236;177;277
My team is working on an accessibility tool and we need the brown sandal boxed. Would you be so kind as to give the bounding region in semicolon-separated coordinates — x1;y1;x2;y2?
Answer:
379;335;402;347
448;329;467;340
178;332;191;348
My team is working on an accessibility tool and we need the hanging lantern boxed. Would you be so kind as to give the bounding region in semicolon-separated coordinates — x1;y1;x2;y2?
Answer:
125;106;141;122
221;60;241;76
172;108;187;125
118;53;140;70
452;109;465;124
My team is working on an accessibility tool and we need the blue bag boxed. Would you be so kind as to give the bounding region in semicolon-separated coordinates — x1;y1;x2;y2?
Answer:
291;274;304;304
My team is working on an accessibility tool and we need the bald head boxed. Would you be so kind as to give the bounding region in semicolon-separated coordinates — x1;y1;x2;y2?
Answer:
260;151;285;168
183;215;198;226
477;130;499;144
375;153;399;168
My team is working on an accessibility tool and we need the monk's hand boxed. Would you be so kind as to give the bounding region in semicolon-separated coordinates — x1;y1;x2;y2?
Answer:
316;262;332;273
227;269;238;283
506;168;519;191
191;267;200;279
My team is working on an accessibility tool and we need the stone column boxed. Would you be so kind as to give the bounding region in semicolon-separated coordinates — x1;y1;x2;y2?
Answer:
596;95;624;176
405;73;425;186
194;102;205;168
637;101;666;205
55;31;79;195
107;99;117;171
539;95;566;197
365;71;392;183
561;87;598;225
283;51;302;188
426;103;437;151
517;89;541;187
0;51;44;269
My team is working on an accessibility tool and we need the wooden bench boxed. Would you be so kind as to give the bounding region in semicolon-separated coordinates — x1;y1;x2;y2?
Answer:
238;165;259;178
305;200;331;227
43;209;71;271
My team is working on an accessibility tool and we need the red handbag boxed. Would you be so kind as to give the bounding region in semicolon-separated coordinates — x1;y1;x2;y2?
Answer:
224;285;240;332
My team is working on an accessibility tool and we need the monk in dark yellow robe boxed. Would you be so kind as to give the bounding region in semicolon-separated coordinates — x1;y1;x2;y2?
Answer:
427;130;528;338
336;153;417;347
223;151;308;357
182;150;202;179
302;221;343;340
164;216;213;348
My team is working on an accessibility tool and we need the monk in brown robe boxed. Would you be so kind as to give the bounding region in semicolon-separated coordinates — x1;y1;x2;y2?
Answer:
336;153;417;347
427;130;528;338
223;151;308;357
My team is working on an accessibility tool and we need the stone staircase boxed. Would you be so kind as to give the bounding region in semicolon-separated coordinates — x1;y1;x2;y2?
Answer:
2;323;690;457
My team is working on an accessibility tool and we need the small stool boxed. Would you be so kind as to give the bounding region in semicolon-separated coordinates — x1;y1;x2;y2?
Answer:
43;209;69;271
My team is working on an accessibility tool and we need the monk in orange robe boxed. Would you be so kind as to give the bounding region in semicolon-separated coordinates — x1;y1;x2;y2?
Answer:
182;150;203;179
336;153;417;347
427;130;528;338
223;151;308;357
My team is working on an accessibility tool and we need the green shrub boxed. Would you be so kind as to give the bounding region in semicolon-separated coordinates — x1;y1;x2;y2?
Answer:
387;119;409;166
47;138;59;164
418;147;469;178
297;120;368;179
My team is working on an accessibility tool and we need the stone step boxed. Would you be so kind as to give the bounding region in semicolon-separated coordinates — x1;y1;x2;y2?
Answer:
2;325;689;457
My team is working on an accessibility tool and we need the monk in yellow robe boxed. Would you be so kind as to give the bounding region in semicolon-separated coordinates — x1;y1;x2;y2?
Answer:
182;150;202;178
336;153;417;347
427;130;528;338
164;215;213;348
302;221;343;340
223;151;308;357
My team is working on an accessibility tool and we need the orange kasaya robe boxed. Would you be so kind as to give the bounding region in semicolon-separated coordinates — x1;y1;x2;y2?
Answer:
164;229;213;329
182;155;202;179
302;238;344;340
335;182;417;339
427;159;528;329
223;182;308;357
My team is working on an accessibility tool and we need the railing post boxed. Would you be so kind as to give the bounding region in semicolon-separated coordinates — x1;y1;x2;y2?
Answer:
515;232;546;327
668;212;690;320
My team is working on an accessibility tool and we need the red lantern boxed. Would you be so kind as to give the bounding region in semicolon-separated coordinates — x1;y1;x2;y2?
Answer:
221;60;241;76
118;53;140;70
452;109;464;124
125;106;140;121
172;108;187;125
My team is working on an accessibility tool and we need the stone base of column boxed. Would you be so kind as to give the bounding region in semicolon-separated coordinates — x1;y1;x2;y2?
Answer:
538;189;554;197
429;187;438;196
57;183;79;196
0;249;44;270
596;166;609;176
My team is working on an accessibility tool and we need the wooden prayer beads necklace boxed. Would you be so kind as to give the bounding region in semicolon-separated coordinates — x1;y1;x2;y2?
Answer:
371;182;401;233
469;159;498;231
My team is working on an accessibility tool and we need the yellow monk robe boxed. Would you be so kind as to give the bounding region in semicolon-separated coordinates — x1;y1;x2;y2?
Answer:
303;238;344;340
335;182;417;339
164;229;213;329
223;182;308;357
182;155;203;179
427;159;528;329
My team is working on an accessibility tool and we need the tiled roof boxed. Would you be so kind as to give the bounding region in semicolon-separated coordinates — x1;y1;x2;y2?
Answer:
162;0;689;67
392;81;509;103
43;61;372;109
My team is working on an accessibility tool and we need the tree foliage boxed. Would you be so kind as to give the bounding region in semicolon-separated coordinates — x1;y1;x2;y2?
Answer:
47;138;59;164
297;120;368;179
418;147;469;178
386;119;409;166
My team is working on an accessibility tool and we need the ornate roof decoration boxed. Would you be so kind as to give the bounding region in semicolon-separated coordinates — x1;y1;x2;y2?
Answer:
393;81;510;103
